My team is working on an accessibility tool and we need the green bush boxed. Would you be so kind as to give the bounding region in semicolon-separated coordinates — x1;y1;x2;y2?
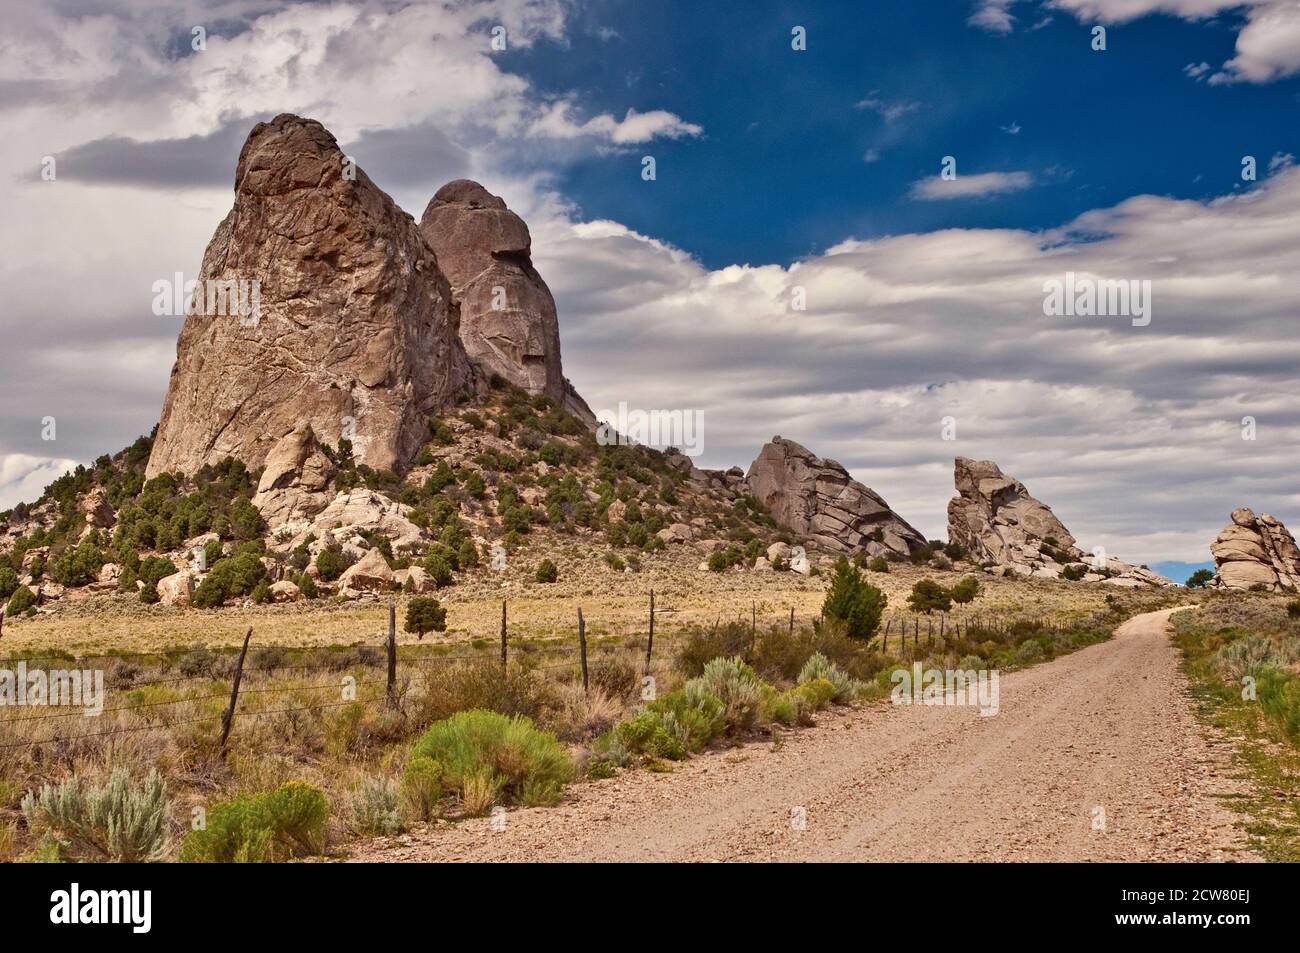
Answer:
907;579;952;615
1186;568;1215;589
401;756;444;821
1256;666;1300;741
797;652;862;703
410;710;573;813
22;768;169;862
192;550;268;608
1287;600;1300;620
866;556;890;573
0;564;18;600
180;781;328;863
6;585;36;616
690;656;762;731
315;545;350;583
821;556;887;638
950;576;982;605
792;677;837;710
535;559;558;583
1062;564;1088;581
405;597;447;639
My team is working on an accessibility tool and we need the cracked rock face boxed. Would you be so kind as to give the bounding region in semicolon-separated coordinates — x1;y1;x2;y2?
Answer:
419;180;565;406
1211;507;1300;591
745;436;925;557
250;421;336;531
147;114;472;479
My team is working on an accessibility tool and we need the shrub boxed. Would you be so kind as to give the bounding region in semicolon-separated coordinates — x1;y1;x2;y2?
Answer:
1256;666;1300;741
192;550;268;608
1014;640;1045;664
676;621;753;677
405;597;447;640
5;585;36;616
866;556;890;573
707;551;729;572
413;662;554;724
179;781;328;862
1287;599;1300;620
535;559;558;583
690;656;762;731
950;576;982;605
797;652;861;703
1062;564;1088;581
420;554;454;588
315;545;350;583
0;565;17;600
907;579;952;615
22;768;169;862
458;539;480;569
822;556;887;639
410;710;574;812
348;775;404;836
792;677;837;710
1187;568;1215;589
401;756;444;821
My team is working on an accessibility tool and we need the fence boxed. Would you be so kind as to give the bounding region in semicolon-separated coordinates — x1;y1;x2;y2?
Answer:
0;593;1078;752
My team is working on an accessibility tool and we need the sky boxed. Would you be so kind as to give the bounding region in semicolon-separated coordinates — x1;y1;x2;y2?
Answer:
2;0;1299;581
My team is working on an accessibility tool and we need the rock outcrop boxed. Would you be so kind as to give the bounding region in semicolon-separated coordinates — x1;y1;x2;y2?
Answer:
947;457;1173;586
251;422;336;530
948;457;1078;572
1211;508;1300;591
147;114;473;479
420;180;593;422
745;436;925;557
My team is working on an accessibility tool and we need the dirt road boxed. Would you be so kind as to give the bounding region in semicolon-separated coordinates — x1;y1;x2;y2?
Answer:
355;607;1253;862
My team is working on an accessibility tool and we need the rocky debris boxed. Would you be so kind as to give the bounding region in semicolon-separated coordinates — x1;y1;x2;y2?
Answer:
291;488;424;554
92;563;122;591
338;548;396;592
157;570;197;607
947;457;1173;586
78;486;114;531
745;437;925;558
147;114;473;479
1211;507;1300;591
269;580;303;603
419;179;565;406
251;422;337;530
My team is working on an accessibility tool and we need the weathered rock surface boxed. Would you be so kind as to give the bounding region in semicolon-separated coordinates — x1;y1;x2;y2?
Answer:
745;436;924;558
288;488;424;554
947;457;1173;587
157;570;197;607
338;548;396;592
1211;507;1300;591
147;114;473;479
269;580;303;603
251;422;336;530
948;456;1078;569
419;180;568;407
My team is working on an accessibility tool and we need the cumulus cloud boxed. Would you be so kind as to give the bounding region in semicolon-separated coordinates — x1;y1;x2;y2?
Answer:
910;170;1034;199
0;455;80;512
526;101;703;144
969;0;1020;32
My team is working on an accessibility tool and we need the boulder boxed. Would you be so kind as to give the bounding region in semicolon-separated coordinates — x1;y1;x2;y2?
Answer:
657;523;692;545
395;566;437;594
294;488;424;552
1211;508;1300;591
147;114;473;479
78;486;115;529
157;570;197;607
94;562;122;589
767;542;791;564
269;580;303;603
338;548;396;592
746;436;925;558
251;421;336;529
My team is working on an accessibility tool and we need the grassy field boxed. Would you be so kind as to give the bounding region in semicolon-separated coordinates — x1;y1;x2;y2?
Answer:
1172;594;1300;862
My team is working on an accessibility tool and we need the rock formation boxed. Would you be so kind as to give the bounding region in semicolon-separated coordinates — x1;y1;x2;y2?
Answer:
1211;507;1300;591
745;436;925;558
419;179;593;425
147;114;473;479
250;422;336;530
947;457;1173;586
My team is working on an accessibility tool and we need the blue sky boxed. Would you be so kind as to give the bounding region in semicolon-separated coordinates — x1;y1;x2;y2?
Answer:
2;0;1299;576
504;1;1298;269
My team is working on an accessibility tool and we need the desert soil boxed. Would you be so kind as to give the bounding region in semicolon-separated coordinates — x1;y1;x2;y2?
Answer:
353;607;1254;862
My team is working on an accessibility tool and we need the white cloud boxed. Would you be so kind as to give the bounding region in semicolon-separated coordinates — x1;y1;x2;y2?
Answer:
910;170;1034;199
0;455;79;512
969;0;1020;32
1001;121;1022;134
527;101;703;144
855;93;921;122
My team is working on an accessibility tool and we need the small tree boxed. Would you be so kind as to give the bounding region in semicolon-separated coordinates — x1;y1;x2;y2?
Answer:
821;556;887;639
1186;568;1215;589
950;576;981;604
405;597;447;641
535;559;558;583
907;579;951;615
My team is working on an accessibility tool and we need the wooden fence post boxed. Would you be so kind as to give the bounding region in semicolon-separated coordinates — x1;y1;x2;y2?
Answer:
500;600;508;671
914;618;919;648
386;602;397;709
789;606;794;638
219;627;253;756
578;608;588;694
644;590;655;676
